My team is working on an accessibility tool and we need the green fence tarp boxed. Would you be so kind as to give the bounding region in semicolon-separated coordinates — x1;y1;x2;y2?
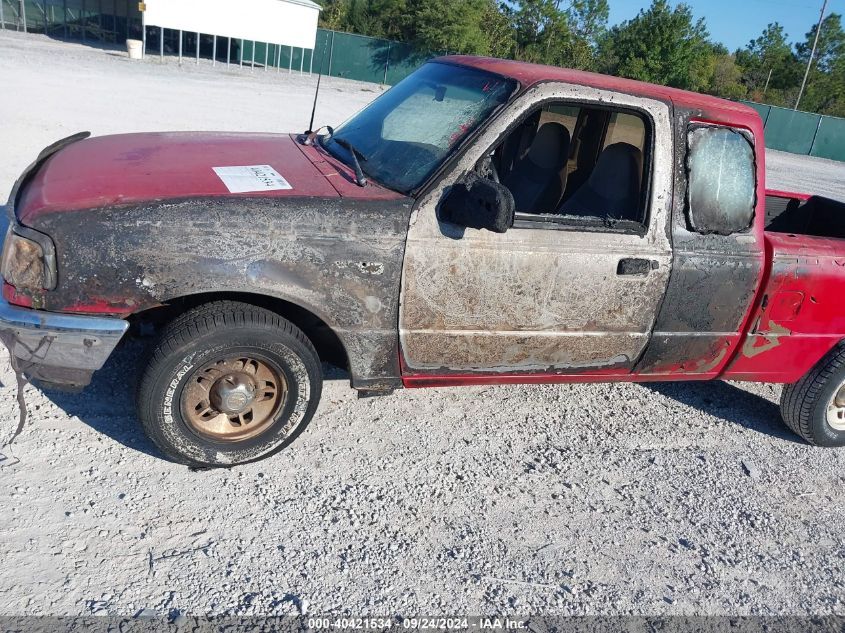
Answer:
743;100;845;162
761;106;822;155
307;29;431;85
742;101;771;126
810;115;845;162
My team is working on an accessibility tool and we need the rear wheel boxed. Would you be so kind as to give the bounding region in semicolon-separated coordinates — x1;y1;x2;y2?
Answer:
780;342;845;447
137;301;322;467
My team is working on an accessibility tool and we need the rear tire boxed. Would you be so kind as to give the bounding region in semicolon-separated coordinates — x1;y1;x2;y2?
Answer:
137;301;322;467
780;342;845;447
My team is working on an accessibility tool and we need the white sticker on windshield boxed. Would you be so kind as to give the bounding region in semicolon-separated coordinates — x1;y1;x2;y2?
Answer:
213;165;292;193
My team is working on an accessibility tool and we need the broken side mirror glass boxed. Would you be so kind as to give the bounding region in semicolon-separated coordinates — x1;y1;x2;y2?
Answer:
440;175;515;234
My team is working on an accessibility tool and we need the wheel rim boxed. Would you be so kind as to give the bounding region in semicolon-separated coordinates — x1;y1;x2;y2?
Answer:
181;355;288;442
827;382;845;431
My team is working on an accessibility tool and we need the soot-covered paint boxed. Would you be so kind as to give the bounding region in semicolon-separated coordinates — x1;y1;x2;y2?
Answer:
400;82;676;376
27;196;413;389
634;109;767;377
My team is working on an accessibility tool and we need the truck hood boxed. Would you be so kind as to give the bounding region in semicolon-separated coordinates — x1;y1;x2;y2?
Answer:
16;132;404;224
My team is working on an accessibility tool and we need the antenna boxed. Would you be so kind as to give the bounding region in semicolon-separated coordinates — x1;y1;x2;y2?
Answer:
306;33;331;134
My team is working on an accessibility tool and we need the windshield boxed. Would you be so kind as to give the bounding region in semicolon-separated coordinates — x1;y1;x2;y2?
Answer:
322;62;516;194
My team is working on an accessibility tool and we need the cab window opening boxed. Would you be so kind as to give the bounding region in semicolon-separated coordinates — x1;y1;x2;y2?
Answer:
481;101;652;233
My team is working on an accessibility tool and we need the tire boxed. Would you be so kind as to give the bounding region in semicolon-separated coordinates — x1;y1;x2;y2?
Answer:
780;341;845;447
137;301;323;467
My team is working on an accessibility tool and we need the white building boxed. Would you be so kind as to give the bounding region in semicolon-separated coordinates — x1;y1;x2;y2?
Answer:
143;0;321;65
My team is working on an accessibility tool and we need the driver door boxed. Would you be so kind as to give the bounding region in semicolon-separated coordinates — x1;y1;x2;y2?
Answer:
399;83;675;378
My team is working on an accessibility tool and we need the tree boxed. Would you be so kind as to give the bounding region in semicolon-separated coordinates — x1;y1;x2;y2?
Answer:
368;0;409;40
568;0;609;48
797;12;845;72
597;0;713;92
319;0;350;31
796;13;845;116
735;23;800;104
345;0;381;36
318;0;379;36
315;0;842;116
509;0;572;64
484;1;517;59
708;51;747;101
565;0;609;69
318;0;408;40
407;0;491;54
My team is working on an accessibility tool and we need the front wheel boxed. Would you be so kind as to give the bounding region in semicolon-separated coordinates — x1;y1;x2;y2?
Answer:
137;301;322;467
780;342;845;447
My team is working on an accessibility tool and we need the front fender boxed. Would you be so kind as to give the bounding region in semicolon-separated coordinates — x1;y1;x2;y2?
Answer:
28;195;414;385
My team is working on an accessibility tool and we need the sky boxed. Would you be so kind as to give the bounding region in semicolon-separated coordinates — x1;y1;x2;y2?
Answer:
607;0;844;51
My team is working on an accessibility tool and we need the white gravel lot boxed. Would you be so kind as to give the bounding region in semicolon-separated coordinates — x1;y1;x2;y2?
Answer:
1;30;845;619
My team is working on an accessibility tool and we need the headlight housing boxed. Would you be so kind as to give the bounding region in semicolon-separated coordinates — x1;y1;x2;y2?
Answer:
1;225;57;291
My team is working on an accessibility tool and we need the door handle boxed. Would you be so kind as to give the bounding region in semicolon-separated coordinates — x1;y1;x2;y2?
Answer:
617;258;658;276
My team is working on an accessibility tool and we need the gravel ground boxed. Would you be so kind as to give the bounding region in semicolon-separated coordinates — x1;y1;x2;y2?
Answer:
1;30;845;618
766;150;845;201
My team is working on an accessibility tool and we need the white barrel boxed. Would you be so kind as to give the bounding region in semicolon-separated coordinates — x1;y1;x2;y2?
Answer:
126;39;144;60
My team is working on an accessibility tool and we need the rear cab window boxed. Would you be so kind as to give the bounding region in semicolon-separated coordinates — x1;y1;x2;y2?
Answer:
686;124;757;235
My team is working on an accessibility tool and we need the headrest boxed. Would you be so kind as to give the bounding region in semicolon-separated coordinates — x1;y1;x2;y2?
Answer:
527;122;571;171
587;142;643;201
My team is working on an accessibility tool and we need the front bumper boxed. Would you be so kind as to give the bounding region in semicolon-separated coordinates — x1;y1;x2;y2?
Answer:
0;295;129;388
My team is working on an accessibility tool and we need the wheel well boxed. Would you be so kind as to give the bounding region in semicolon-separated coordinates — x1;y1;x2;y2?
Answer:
129;292;350;370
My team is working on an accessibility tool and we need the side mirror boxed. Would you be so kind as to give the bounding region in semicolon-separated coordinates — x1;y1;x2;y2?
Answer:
440;176;515;234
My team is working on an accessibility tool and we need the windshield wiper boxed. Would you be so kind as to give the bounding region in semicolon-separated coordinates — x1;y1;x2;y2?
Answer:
331;137;368;187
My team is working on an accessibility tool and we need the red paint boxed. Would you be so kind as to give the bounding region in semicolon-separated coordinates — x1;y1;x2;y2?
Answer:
766;189;812;201
3;283;34;308
724;232;845;382
17;132;403;224
398;338;743;387
61;299;137;316
4;280;145;316
295;140;405;200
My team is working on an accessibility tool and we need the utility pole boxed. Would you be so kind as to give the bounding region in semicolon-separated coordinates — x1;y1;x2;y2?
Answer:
763;68;773;98
795;0;828;111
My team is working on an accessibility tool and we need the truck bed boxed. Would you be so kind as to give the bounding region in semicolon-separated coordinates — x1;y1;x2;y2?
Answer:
765;192;845;239
724;213;845;382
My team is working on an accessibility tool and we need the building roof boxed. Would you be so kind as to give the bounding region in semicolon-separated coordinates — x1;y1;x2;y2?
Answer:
440;55;761;132
279;0;322;10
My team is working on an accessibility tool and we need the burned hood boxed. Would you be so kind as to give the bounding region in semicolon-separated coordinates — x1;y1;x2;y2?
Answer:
16;132;404;224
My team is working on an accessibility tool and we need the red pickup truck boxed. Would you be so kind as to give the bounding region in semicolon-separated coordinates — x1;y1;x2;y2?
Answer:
3;56;845;467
